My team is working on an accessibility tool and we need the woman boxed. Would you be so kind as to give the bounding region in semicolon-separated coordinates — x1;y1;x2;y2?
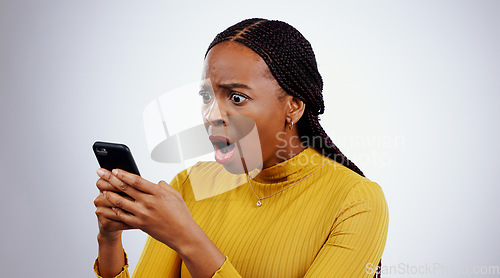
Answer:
94;18;388;278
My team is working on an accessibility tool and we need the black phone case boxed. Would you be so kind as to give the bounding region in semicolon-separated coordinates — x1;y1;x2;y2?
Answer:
93;141;141;176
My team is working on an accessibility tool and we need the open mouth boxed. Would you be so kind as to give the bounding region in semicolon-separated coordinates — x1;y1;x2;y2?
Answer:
213;141;235;154
209;135;237;164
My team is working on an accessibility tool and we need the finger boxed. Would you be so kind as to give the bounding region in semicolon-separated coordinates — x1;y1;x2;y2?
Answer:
109;206;138;228
95;205;127;223
112;169;158;195
97;168;112;179
103;190;137;215
96;178;121;193
98;168;141;199
94;192;128;208
94;192;112;208
95;207;133;230
96;179;136;204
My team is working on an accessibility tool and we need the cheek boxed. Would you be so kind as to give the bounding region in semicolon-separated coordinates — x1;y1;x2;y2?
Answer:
254;110;284;146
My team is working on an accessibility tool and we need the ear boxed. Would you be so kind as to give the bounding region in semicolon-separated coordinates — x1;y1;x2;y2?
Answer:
285;96;306;126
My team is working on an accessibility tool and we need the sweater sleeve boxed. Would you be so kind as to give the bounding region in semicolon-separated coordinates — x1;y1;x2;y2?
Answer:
130;236;182;278
210;256;241;277
93;251;130;278
304;180;389;277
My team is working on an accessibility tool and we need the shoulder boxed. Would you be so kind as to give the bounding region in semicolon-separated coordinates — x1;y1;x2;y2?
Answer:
327;162;388;218
318;160;388;234
318;157;387;209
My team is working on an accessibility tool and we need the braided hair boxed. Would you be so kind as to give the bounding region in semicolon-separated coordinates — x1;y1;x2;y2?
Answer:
205;18;365;178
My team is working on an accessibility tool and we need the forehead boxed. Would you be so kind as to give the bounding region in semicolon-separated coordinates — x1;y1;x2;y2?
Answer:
203;41;272;82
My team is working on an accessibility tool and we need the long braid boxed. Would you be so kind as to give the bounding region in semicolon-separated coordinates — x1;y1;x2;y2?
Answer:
300;110;365;176
206;18;381;278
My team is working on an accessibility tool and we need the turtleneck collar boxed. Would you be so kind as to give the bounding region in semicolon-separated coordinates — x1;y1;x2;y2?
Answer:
251;147;331;185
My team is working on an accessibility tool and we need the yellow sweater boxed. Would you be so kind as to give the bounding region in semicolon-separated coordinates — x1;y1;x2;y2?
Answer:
95;147;389;277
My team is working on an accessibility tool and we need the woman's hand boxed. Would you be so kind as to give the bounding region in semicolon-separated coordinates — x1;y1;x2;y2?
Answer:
95;168;226;277
95;168;197;253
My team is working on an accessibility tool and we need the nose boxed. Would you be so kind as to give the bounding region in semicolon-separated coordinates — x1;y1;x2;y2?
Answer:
204;98;227;127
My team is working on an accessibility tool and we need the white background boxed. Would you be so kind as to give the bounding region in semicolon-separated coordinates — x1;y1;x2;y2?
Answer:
1;0;499;277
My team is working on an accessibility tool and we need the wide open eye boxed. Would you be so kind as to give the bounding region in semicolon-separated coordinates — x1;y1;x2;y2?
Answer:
230;93;247;104
199;92;212;104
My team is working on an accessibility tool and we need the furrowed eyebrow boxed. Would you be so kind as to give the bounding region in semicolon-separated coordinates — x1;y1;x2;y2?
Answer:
218;83;253;91
200;83;212;91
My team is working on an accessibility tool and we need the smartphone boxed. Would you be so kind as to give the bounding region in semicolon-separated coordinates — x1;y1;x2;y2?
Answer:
93;141;141;178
